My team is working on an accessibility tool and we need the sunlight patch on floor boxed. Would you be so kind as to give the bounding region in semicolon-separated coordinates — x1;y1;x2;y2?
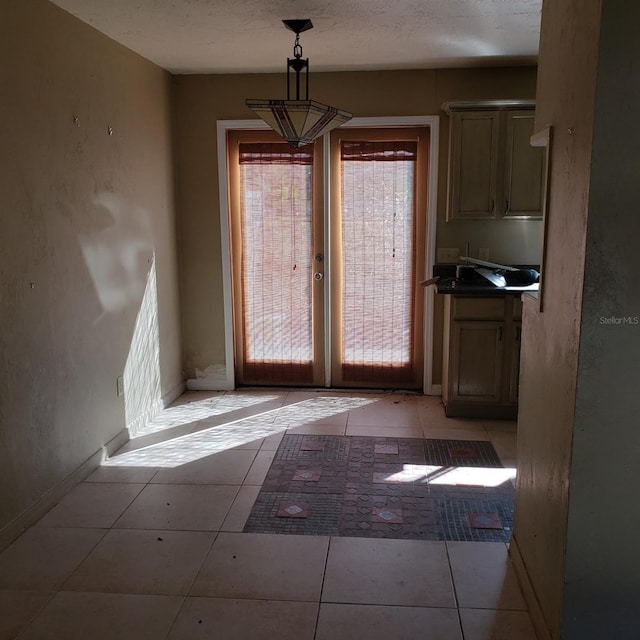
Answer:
106;421;285;468
383;464;516;487
274;396;374;425
106;396;375;468
134;393;282;436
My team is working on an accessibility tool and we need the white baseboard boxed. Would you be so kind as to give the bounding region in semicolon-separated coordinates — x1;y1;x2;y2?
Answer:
509;534;552;640
103;427;130;459
426;384;442;396
126;405;161;438
162;380;185;407
186;363;234;391
186;377;234;391
0;428;129;553
126;381;187;437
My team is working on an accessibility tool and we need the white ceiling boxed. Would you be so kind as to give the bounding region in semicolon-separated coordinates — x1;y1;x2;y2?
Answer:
49;0;541;74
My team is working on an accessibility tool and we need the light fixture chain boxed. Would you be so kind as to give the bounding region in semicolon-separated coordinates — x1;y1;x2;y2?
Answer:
293;33;303;59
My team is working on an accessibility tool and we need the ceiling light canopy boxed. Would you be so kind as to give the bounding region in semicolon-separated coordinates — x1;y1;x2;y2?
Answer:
246;19;352;148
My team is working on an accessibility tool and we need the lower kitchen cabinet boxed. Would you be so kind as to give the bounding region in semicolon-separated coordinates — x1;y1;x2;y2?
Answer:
442;295;522;418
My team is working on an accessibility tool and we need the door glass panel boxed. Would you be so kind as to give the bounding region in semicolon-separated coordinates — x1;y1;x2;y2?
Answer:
339;140;418;385
237;142;314;383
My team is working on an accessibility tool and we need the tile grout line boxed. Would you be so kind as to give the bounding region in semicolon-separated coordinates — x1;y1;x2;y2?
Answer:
162;594;188;640
5;587;58;638
182;528;220;601
238;448;261;486
312;535;334;639
444;540;467;640
56;526;112;593
105;481;150;530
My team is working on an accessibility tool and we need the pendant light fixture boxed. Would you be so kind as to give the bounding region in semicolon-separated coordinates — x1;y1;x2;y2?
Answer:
246;19;352;148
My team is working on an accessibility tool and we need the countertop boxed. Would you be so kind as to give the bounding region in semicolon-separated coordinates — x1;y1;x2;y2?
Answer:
433;265;540;297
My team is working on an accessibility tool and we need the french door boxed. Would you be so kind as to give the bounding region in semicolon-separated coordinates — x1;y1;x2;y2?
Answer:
227;127;428;389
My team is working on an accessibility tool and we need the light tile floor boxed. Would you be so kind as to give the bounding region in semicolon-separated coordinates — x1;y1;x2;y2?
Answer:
0;390;536;640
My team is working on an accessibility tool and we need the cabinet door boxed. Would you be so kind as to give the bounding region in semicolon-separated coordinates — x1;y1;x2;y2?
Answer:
508;322;522;404
503;111;545;218
448;111;500;220
449;321;504;404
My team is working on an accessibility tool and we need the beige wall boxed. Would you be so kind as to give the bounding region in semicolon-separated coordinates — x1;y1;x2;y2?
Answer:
173;67;538;385
0;0;182;539
512;0;601;638
516;2;640;636
563;1;640;636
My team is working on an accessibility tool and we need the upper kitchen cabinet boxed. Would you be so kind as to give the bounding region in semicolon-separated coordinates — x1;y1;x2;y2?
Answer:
503;111;545;218
445;102;545;221
448;110;500;220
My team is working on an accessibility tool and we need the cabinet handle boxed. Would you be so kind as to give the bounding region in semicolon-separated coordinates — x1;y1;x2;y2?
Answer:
516;326;521;342
498;326;503;341
505;199;510;215
491;199;496;216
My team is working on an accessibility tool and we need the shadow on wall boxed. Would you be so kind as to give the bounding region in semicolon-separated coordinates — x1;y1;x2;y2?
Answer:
77;192;162;436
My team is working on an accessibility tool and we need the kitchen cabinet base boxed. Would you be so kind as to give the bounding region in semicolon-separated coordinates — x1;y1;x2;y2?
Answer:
442;294;522;421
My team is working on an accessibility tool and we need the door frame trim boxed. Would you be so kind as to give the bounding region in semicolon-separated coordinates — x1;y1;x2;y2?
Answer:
216;116;440;395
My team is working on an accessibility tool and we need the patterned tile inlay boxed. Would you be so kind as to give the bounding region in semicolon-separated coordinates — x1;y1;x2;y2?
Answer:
275;434;349;461
436;498;513;542
447;445;479;459
467;512;503;529
244;492;341;536
293;469;321;482
372;472;401;484
375;443;399;455
300;439;325;451
372;508;403;523
425;439;502;467
276;501;309;518
245;435;513;542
